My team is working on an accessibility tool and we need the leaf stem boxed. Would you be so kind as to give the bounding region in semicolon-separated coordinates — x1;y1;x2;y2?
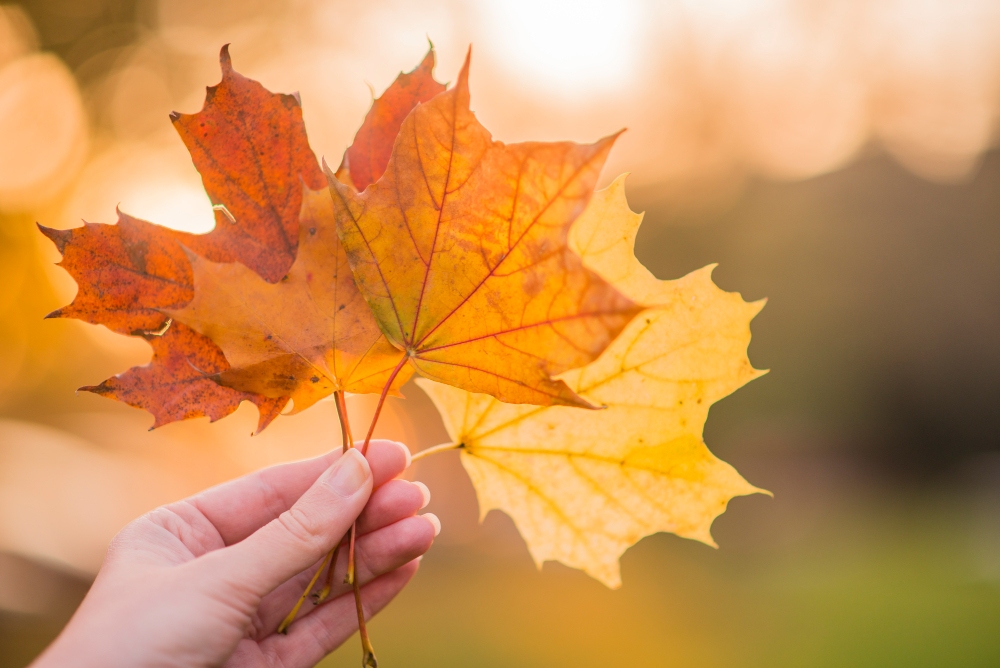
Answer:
311;541;343;605
354;571;378;667
410;441;462;462
278;389;353;630
359;354;409;455
336;390;352;454
312;390;354;603
342;381;388;666
277;546;335;634
345;523;357;584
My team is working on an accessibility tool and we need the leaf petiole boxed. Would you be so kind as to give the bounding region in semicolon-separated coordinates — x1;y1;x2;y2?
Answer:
276;546;335;634
410;441;463;463
340;354;409;666
278;388;354;631
359;354;410;455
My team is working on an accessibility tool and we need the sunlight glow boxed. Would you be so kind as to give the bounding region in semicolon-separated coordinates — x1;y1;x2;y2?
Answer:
477;0;646;97
117;181;216;234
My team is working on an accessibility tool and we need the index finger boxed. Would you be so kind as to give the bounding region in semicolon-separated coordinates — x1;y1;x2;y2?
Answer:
187;440;410;545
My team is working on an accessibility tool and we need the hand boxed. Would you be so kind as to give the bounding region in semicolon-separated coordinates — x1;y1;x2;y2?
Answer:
32;440;438;668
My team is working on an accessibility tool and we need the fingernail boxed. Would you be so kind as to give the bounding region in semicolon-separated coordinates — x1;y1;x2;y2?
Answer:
422;513;441;536
413;481;431;509
392;441;412;468
324;449;370;497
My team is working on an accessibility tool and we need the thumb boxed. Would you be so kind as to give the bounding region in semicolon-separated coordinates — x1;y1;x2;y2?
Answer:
203;448;373;599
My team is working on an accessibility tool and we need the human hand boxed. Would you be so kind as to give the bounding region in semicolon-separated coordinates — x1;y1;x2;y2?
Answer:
32;440;438;668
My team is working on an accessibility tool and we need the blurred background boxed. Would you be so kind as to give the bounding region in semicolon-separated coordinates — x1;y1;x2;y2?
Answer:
1;0;999;665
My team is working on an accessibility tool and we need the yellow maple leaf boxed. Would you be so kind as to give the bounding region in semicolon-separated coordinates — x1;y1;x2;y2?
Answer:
417;175;768;587
165;186;411;413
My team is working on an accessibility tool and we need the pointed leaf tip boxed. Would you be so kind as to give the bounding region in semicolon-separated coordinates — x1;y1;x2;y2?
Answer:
419;45;435;70
340;46;447;191
219;44;232;71
37;224;71;253
169;48;325;281
457;46;472;88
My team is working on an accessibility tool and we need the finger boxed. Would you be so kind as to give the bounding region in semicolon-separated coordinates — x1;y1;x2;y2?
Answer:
256;514;437;632
198;448;373;600
261;560;421;668
357;479;430;535
189;440;411;545
250;479;427;626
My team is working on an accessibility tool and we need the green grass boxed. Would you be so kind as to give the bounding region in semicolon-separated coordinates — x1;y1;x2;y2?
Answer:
320;493;1000;668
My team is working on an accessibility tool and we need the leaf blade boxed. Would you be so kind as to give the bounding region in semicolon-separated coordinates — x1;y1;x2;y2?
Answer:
165;186;411;410
417;177;767;587
341;47;446;192
83;322;287;433
331;52;640;407
171;45;326;282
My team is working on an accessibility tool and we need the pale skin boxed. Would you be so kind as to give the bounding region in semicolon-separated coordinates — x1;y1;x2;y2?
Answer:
31;440;439;668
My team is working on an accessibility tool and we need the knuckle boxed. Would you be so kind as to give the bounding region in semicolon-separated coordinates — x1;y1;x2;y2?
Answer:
256;471;288;520
104;512;161;563
246;611;267;641
276;504;326;549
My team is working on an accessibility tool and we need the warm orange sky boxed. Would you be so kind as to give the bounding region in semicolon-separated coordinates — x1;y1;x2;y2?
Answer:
2;0;999;232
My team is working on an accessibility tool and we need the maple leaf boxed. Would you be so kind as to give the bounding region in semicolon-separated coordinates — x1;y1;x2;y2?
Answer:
38;212;288;432
170;45;326;282
40;46;325;431
38;212;194;337
417;176;768;587
330;51;641;407
82;321;288;431
164;186;412;414
153;48;445;415
335;46;446;192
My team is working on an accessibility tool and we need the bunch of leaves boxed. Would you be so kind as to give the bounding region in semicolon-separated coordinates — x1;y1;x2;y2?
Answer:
42;45;767;666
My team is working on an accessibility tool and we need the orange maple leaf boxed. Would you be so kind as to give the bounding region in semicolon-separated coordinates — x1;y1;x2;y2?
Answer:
83;322;288;431
337;46;446;192
329;51;641;407
170;45;326;282
164;186;412;414
38;212;288;433
40;46;326;431
38;212;193;337
152;48;448;415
